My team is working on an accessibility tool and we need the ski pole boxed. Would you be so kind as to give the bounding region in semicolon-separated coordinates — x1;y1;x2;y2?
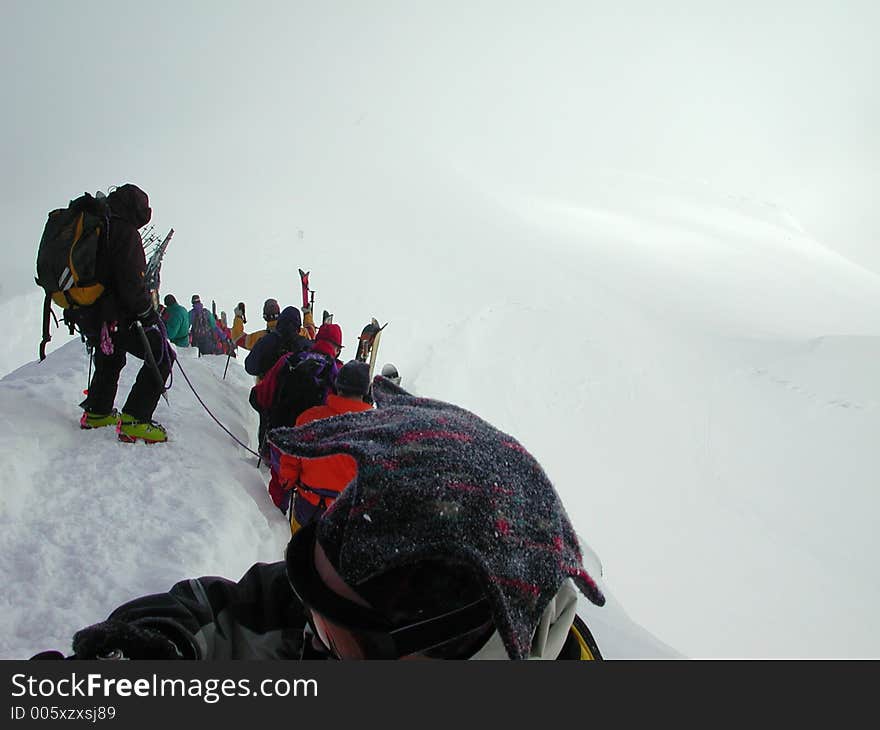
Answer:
223;341;234;380
134;320;169;404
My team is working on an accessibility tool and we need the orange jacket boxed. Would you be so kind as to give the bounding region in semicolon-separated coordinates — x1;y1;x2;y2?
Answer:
276;394;372;507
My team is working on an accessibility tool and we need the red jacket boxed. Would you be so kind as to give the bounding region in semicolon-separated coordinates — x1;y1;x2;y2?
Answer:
268;394;372;512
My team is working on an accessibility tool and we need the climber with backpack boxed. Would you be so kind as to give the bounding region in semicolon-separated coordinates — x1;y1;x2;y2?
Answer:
267;360;373;531
187;295;223;355
244;306;312;381
249;322;344;457
35;184;173;443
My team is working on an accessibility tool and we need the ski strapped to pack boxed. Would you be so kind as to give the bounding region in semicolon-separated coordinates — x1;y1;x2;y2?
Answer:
299;268;319;338
355;318;388;379
299;269;310;309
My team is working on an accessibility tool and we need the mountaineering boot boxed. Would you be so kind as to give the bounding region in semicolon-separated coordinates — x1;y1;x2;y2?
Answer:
116;413;168;444
80;409;119;430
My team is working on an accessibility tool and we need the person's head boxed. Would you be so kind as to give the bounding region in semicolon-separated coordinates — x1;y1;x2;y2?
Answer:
315;323;344;358
335;360;371;400
163;294;177;308
106;183;151;228
263;298;281;322
287;523;493;659
276;306;302;341
273;377;604;660
191;294;201;306
380;363;401;386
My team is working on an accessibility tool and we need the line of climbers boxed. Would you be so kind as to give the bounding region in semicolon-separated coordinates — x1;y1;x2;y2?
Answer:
158;293;234;356
45;182;400;514
37;181;617;661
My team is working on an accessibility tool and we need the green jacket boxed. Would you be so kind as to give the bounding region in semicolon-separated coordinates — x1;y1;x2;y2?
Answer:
164;303;190;347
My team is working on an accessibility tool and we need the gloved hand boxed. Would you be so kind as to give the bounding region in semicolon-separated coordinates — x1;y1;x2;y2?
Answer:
301;304;312;315
234;302;246;323
72;620;183;660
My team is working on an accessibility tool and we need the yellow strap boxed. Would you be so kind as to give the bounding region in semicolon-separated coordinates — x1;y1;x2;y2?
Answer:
571;624;596;660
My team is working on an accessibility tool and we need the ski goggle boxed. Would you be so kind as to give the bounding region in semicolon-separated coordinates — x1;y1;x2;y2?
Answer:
286;524;494;659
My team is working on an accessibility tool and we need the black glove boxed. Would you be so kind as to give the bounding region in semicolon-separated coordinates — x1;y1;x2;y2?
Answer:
72;620;183;660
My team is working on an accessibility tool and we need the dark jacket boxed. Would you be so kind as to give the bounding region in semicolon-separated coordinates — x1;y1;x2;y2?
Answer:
245;306;311;378
104;562;310;660
71;184;153;338
88;563;599;660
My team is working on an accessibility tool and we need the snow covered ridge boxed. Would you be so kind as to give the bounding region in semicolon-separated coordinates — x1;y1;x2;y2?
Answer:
0;342;292;659
0;340;678;659
481;172;880;339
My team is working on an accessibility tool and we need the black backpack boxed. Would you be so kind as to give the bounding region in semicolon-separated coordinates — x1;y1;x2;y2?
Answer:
267;351;337;431
35;192;111;359
36;192;110;309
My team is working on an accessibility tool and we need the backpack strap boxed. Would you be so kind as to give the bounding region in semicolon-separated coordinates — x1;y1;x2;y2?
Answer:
291;483;333;531
569;615;603;660
39;293;54;362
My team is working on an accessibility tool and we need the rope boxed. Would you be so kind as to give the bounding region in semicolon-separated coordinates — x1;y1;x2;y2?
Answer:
173;357;261;458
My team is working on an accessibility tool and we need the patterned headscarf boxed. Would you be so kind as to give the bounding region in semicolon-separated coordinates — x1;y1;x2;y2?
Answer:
270;377;604;659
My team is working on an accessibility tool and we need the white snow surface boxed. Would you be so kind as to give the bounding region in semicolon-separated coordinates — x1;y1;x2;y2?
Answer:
3;172;880;659
0;339;675;660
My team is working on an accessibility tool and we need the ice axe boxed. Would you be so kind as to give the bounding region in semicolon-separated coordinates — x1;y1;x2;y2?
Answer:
134;320;170;405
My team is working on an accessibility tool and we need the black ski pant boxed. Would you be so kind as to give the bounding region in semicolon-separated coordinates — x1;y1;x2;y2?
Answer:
83;323;171;422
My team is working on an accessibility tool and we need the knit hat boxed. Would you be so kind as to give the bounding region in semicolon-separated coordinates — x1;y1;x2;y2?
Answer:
315;323;343;349
263;298;281;321
335;360;371;397
191;294;200;304
276;306;303;341
271;377;604;660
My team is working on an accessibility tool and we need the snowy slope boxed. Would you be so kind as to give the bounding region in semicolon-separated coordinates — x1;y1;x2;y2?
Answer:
0;342;291;659
0;338;678;659
0;290;66;378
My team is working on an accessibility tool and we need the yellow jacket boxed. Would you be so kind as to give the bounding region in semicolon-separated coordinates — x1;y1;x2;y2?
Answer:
232;309;315;350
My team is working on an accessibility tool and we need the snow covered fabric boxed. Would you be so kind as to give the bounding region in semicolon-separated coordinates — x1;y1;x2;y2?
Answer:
270;376;605;660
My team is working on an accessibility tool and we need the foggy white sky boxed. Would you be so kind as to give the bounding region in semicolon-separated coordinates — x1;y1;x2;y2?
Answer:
2;0;878;305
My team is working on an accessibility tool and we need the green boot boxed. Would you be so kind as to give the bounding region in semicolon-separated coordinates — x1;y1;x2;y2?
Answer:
80;409;119;430
116;413;168;444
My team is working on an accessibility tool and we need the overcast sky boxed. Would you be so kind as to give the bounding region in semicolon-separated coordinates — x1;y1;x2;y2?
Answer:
3;1;878;304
